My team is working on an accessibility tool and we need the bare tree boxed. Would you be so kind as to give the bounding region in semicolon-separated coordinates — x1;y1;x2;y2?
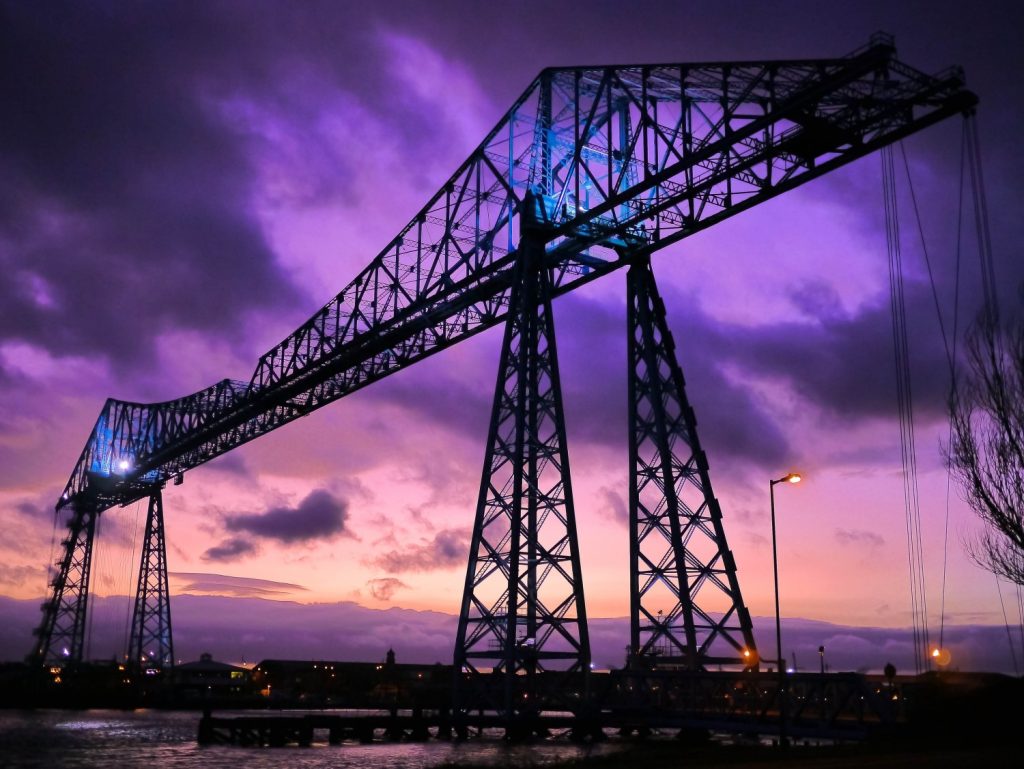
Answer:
948;312;1024;584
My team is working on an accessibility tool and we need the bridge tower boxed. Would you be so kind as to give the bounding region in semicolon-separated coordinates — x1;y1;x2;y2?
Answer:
128;490;174;670
453;192;591;726
626;257;757;669
31;504;99;664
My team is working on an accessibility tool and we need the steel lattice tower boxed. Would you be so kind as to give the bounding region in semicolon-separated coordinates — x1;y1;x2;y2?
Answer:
31;505;98;664
454;199;590;720
128;490;174;670
627;257;757;669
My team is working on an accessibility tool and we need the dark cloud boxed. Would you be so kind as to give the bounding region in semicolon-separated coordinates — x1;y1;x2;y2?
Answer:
14;501;38;518
375;528;468;573
227;489;351;543
0;2;313;371
835;528;886;549
596;487;628;523
202;537;258;563
367;577;409;602
714;282;956;425
0;1;491;375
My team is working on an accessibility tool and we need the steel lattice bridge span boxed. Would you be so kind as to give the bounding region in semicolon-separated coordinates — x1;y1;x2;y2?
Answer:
32;34;974;736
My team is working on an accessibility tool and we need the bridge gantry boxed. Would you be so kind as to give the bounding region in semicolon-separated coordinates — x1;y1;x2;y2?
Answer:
32;35;974;724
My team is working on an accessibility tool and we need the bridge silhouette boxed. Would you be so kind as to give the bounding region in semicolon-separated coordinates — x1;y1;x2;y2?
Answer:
31;34;974;738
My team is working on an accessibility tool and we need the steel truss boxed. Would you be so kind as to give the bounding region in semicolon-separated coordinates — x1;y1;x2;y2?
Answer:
128;490;174;670
627;258;756;670
31;504;98;664
33;37;975;664
454;208;590;724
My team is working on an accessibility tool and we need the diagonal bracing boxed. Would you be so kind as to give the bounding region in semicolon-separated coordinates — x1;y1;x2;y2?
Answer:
627;257;757;669
128;490;174;670
454;213;590;719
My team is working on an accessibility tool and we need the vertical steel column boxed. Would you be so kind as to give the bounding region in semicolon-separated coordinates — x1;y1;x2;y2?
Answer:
454;195;590;726
627;256;757;669
128;489;174;670
30;503;99;665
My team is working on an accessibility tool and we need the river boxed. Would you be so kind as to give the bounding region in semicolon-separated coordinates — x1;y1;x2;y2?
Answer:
0;709;624;769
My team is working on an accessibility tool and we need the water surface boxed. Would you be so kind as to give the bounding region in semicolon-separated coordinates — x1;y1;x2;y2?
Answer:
0;709;624;769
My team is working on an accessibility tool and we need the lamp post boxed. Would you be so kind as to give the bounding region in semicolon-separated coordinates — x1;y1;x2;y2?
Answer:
770;472;801;748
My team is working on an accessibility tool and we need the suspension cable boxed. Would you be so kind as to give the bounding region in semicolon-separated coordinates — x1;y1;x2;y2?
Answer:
899;144;952;370
962;112;1021;664
45;507;60;602
1017;581;1024;669
897;135;966;657
965;114;1000;320
85;510;102;661
121;498;143;661
883;144;930;674
995;576;1020;675
937;123;969;652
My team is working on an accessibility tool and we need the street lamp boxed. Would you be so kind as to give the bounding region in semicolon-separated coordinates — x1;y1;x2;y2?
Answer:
769;471;801;747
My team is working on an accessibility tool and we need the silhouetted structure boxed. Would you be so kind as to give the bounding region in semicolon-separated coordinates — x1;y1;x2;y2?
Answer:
173;653;250;701
30;32;975;734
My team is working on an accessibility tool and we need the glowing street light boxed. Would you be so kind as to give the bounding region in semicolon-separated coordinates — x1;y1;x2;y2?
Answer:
769;471;802;748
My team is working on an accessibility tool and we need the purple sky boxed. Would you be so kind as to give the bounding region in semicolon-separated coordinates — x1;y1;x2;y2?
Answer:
1;1;1023;671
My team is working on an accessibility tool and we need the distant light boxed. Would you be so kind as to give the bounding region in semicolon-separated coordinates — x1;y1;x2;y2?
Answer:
118;460;130;471
931;648;940;658
62;647;70;657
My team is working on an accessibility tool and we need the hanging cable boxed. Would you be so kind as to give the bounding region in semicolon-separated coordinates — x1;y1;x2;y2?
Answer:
1016;581;1024;668
898;135;965;657
965;114;1000;321
45;506;60;601
995;576;1019;675
121;498;144;661
883;144;930;674
937;123;969;653
899;143;953;370
85;511;102;662
962;112;1020;666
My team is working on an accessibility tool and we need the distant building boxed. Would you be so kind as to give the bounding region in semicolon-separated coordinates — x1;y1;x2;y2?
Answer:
172;652;250;699
251;651;452;708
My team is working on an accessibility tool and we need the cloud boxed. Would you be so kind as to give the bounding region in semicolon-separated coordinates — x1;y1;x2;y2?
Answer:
227;489;351;543
367;577;409;601
374;528;468;573
596;487;628;522
170;571;308;598
0;563;44;589
14;501;38;518
835;528;886;548
0;2;310;372
1;591;1021;674
202;537;258;562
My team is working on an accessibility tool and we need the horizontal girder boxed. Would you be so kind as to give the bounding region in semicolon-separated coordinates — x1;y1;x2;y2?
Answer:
57;35;975;513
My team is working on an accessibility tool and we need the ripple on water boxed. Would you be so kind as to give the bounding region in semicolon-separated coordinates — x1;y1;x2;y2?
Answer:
0;710;626;769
